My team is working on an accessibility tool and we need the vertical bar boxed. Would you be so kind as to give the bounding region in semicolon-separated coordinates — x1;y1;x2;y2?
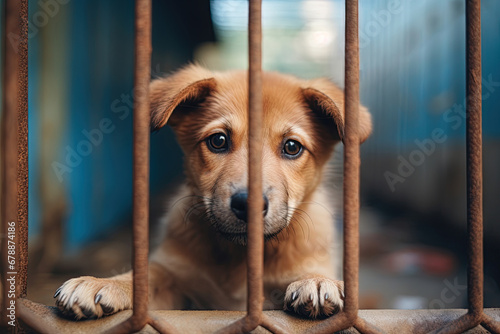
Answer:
465;0;483;320
1;0;20;326
342;0;360;321
310;2;382;333
428;1;485;333
247;0;264;325
214;1;265;333
17;0;29;301
1;0;28;328
309;1;382;333
131;0;152;330
106;2;152;333
97;1;181;332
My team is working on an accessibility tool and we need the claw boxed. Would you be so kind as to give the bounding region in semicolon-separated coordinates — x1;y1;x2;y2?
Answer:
54;288;61;298
340;289;345;299
94;294;102;304
324;293;329;300
291;291;298;301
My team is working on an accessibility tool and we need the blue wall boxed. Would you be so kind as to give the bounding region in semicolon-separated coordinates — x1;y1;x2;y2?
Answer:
27;0;188;252
360;0;500;150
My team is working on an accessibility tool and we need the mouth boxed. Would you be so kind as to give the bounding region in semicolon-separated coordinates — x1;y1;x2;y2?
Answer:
207;199;289;245
217;226;286;245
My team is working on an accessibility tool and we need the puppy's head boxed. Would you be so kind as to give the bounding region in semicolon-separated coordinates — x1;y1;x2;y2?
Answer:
150;64;371;245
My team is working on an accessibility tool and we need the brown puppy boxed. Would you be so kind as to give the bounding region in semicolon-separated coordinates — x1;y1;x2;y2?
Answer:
54;64;371;320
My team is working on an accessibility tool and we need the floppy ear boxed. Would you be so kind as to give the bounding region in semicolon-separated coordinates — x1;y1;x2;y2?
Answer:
302;78;372;143
149;64;217;130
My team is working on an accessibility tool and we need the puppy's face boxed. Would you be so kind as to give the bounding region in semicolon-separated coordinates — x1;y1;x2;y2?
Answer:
150;65;371;244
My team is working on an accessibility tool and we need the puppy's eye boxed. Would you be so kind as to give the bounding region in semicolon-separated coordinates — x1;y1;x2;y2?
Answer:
207;133;229;153
283;140;302;158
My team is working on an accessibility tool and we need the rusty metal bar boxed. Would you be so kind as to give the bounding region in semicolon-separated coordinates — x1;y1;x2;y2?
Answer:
342;0;361;321
15;298;500;334
309;2;383;333
353;316;385;334
465;0;483;321
17;0;29;302
215;1;287;333
481;314;500;333
130;0;152;328
148;314;180;334
311;1;361;332
104;0;152;333
1;0;21;327
260;314;287;334
217;0;264;331
246;0;264;327
428;1;500;333
1;0;28;330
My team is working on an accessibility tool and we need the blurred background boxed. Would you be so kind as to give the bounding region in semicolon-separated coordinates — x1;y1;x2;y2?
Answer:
1;0;499;311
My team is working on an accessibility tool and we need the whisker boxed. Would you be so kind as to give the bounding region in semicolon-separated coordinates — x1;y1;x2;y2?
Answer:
287;207;313;240
183;202;207;224
169;194;209;213
293;201;334;216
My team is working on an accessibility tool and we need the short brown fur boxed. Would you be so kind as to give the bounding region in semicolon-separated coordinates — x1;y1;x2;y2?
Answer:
55;65;371;320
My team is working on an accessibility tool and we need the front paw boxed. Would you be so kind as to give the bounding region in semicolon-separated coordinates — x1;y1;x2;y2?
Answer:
284;277;344;319
54;276;132;320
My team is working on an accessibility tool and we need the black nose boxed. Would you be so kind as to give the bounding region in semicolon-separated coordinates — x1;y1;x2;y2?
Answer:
230;192;269;222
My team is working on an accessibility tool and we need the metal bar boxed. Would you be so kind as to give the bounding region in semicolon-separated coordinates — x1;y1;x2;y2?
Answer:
17;299;54;334
1;0;20;327
464;0;483;320
214;316;251;334
148;314;179;334
481;315;500;333
428;1;490;333
354;316;385;334
105;1;152;333
342;0;361;321
309;2;382;333
17;0;29;301
1;0;28;329
260;314;288;334
246;0;264;327
15;299;500;334
308;1;362;331
130;0;152;328
214;1;266;333
310;311;351;333
428;313;480;334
